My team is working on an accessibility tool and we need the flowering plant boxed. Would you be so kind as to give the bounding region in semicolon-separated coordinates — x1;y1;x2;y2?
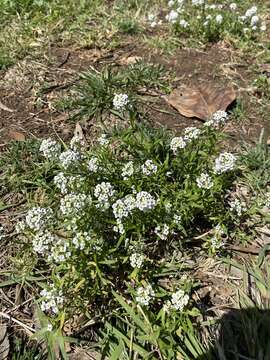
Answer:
16;116;239;354
148;1;266;43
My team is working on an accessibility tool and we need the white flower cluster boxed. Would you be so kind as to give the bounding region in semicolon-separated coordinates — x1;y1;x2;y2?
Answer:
32;230;55;255
113;191;157;221
229;198;247;216
98;134;109;146
0;225;5;240
59;149;81;169
209;224;225;251
196;172;213;189
25;207;53;231
40;285;64;314
213;152;236;174
164;1;265;34
192;0;204;5
164;289;189;312
72;232;91;250
54;173;85;194
265;192;270;208
135;284;155;306
130;253;145;268
122;161;134;180
155;224;170;240
173;214;181;225
147;13;162;28
88;157;99;173
239;6;266;32
54;172;68;194
48;239;72;263
184;127;201;141
112;199;130;220
205;110;228;127
136;191;157;212
60;193;91;217
94;182;115;209
113;93;129;110
113;218;125;234
39;138;61;159
170;136;186;154
141;160;157;176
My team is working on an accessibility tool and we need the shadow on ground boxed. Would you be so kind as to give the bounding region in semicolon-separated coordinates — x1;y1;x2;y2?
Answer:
198;308;270;360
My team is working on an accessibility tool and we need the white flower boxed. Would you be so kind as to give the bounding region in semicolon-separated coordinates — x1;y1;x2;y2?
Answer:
239;15;247;23
39;138;61;159
215;14;223;24
229;3;237;11
184;127;201;141
54;172;68;194
33;230;55;255
166;10;178;23
265;192;270;208
136;191;156;211
112;199;129;219
25;207;53;231
148;13;156;21
155;224;170;240
245;6;257;18
213;152;236;174
173;214;181;225
40;285;64;315
196;172;213;189
192;0;204;5
260;23;266;31
0;225;5;240
205;110;228;127
113;219;125;234
251;15;259;26
113;93;129;110
141;160;157;176
48;239;72;263
88;157;99;173
130;253;144;268
97;134;109;146
59;149;80;169
94;182;115;209
135;284;155;306
170;136;186;154
122;161;134;180
171;289;189;310
229;198;247;216
179;19;189;28
123;194;137;211
168;0;175;7
60;193;91;217
47;324;53;332
72;232;91;250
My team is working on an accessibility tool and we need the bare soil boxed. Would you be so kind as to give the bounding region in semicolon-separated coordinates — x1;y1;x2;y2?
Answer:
0;41;269;147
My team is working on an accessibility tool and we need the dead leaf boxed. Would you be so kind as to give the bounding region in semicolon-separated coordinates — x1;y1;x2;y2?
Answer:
0;101;14;113
0;324;9;360
118;55;142;65
8;131;25;141
167;84;236;121
71;123;86;147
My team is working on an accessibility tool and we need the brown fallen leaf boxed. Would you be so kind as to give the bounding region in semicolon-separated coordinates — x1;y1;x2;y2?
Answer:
71;123;86;147
167;84;236;121
118;55;142;65
8;131;25;141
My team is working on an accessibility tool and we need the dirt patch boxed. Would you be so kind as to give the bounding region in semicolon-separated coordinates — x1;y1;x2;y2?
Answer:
0;42;269;145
